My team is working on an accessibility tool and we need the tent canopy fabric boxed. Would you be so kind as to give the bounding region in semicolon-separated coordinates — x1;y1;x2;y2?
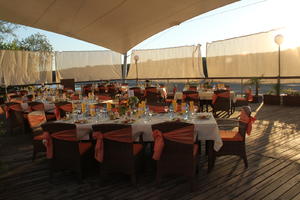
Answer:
127;45;204;80
0;0;238;53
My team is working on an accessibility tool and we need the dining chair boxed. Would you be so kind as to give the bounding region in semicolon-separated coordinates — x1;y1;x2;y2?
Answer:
212;106;255;170
92;124;144;185
28;101;56;121
54;101;73;120
183;90;200;111
212;90;232;117
41;122;93;183
27;111;47;160
151;121;199;191
4;102;25;135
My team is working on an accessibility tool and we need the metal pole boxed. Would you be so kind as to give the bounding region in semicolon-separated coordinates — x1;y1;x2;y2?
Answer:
122;52;127;83
135;61;138;84
277;45;281;96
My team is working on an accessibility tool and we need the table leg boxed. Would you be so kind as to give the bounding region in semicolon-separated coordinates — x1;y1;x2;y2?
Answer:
206;140;215;173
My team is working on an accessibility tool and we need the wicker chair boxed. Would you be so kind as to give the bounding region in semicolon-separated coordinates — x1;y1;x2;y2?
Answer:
92;124;144;185
28;101;56;121
151;121;199;191
41;122;93;183
5;102;25;135
212;107;255;170
212;90;232;117
27;111;47;160
54;101;73;120
183;90;200;111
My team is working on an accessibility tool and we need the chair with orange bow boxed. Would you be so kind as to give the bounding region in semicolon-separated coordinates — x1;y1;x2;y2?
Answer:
129;87;144;101
183;90;200;111
4;102;25;135
151;121;199;191
28;111;47;160
28;101;56;121
92;124;144;185
41;122;93;182
54;101;73;120
235;88;253;107
212;106;256;170
212;90;232;117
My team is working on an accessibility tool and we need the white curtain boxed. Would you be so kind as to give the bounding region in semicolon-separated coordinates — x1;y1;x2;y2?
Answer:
127;45;204;80
0;50;52;85
207;29;300;83
55;50;122;82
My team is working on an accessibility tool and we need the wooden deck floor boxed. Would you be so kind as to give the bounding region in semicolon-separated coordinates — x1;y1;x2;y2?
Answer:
0;104;300;200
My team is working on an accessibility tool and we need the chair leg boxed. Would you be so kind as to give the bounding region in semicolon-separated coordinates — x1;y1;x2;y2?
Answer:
32;150;36;161
242;154;248;168
131;174;137;186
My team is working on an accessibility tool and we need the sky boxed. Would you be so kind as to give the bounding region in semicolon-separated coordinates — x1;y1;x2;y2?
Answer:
13;0;300;56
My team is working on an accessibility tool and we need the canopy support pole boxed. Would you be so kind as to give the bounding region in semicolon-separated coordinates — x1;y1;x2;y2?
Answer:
122;52;128;83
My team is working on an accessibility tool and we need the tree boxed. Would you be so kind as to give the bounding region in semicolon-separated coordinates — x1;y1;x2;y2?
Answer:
0;20;19;41
19;33;53;52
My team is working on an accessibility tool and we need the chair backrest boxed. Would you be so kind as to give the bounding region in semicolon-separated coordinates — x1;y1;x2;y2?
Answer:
152;121;195;158
183;91;199;102
92;124;134;166
55;101;72;119
151;121;195;174
98;85;107;93
61;79;75;91
42;123;80;166
145;87;158;94
238;121;248;139
5;102;24;125
28;111;47;133
28;101;45;111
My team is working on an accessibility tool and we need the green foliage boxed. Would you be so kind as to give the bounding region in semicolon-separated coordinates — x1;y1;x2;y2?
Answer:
282;88;300;96
128;96;139;107
246;77;263;96
0;21;53;52
18;33;53;52
0;20;19;41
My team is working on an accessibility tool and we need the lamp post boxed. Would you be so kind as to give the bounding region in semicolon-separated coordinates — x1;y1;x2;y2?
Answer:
274;34;284;96
134;55;139;84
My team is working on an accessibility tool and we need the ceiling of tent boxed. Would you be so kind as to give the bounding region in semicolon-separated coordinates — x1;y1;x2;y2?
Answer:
0;0;238;54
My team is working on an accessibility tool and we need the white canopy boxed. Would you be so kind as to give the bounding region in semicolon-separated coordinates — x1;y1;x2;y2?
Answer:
0;0;238;53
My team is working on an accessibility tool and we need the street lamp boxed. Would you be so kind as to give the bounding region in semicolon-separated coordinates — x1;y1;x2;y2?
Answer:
274;34;284;96
134;55;139;84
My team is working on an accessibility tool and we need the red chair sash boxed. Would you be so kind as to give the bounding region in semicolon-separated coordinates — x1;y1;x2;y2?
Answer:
55;103;72;120
212;91;230;104
98;95;111;100
92;127;132;162
239;110;256;135
183;93;199;100
70;94;79;100
5;104;23;118
152;125;194;160
42;129;77;159
245;89;253;101
148;105;167;113
31;103;45;111
28;113;46;128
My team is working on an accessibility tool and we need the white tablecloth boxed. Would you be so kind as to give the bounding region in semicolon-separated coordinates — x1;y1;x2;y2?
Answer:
174;91;236;103
60;112;222;151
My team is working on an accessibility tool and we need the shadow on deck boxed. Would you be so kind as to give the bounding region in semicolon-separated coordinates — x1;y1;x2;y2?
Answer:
0;104;300;200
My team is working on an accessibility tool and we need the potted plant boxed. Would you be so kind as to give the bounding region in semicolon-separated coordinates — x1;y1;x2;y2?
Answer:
263;83;281;105
246;77;263;103
282;89;300;106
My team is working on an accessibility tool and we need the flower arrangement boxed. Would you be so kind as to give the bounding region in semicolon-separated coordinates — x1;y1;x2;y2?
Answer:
128;96;139;108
